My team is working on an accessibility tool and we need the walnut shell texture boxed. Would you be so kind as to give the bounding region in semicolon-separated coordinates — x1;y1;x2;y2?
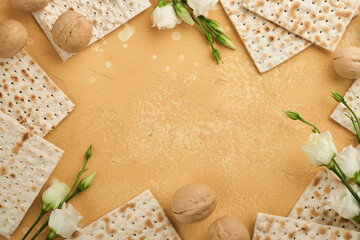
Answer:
52;10;93;53
0;19;28;58
208;216;250;240
9;0;50;12
171;183;216;224
333;46;360;79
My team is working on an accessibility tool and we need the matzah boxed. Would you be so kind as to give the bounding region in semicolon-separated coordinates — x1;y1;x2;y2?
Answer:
0;50;75;137
32;0;151;60
288;169;360;231
69;190;180;240
253;213;360;239
331;79;360;134
0;111;63;239
220;0;311;73
242;0;360;52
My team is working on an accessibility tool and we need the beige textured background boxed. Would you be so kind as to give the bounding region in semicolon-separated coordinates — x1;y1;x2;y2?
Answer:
1;0;360;239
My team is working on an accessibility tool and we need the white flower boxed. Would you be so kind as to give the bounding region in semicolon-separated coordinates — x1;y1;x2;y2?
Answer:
48;203;83;239
42;179;70;212
187;0;218;17
327;183;360;220
302;131;337;167
152;3;181;30
335;145;360;179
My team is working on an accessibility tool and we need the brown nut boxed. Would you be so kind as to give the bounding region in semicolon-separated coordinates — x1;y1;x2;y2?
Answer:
0;19;28;58
333;46;360;79
208;216;250;240
9;0;50;12
171;183;216;224
52;10;92;53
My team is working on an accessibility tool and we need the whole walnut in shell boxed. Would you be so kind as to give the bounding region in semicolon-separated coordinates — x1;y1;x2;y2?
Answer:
208;216;250;240
333;46;360;79
171;183;216;224
52;10;93;53
0;19;28;58
9;0;50;12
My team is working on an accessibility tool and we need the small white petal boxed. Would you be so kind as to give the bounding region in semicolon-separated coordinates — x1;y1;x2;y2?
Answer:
187;0;218;17
152;4;182;30
49;203;83;238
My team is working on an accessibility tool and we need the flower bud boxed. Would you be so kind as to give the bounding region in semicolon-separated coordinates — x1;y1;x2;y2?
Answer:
212;49;221;64
77;172;97;192
207;18;225;34
331;90;345;103
173;0;195;26
86;145;92;159
217;34;236;50
283;110;301;120
42;179;70;212
152;0;182;30
302;131;337;167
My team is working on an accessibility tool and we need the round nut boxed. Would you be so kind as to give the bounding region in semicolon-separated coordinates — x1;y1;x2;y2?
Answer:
0;19;28;58
171;183;216;224
208;216;250;240
9;0;50;12
333;46;360;79
52;10;92;53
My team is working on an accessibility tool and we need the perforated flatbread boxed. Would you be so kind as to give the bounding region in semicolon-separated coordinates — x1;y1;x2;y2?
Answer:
254;213;360;240
331;79;360;134
0;50;75;137
68;190;180;240
0;111;63;239
242;0;360;52
288;169;360;231
220;0;311;73
32;0;151;60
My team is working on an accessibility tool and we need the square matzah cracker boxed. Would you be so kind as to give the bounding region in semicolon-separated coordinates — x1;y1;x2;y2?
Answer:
253;213;360;240
0;50;75;137
69;190;180;240
33;0;151;60
0;111;63;239
288;169;360;231
331;79;360;134
242;0;360;52
220;0;311;73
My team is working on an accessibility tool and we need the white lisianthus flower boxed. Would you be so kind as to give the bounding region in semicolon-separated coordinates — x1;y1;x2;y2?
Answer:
335;145;360;179
42;179;70;212
152;1;181;30
302;131;337;167
187;0;218;17
326;183;360;220
47;203;83;239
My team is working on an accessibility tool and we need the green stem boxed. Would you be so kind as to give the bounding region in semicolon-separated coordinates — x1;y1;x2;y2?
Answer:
195;18;218;52
63;146;92;202
330;160;360;205
298;117;321;133
30;191;82;240
333;158;347;181
199;16;219;37
66;190;80;203
30;146;91;240
22;210;45;240
343;101;360;142
347;115;360;144
31;220;48;240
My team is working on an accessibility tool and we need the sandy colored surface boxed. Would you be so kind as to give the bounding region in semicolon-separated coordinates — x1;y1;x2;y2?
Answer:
1;1;360;239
